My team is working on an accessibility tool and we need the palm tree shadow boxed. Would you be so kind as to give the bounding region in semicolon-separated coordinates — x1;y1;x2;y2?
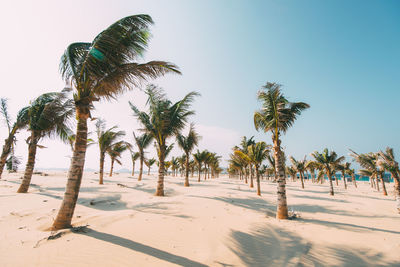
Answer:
192;196;276;217
77;228;208;267
228;224;400;267
299;217;400;235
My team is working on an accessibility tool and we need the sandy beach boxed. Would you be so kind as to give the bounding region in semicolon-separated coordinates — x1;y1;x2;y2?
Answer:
0;172;399;267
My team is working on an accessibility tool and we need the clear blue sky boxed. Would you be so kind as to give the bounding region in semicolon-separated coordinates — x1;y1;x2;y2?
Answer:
0;0;399;170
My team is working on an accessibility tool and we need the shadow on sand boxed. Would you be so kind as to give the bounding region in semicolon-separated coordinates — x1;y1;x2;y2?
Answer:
77;228;208;267
228;224;400;267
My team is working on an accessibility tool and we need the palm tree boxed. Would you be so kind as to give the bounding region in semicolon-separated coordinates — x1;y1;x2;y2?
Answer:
305;160;318;183
193;150;209;182
133;132;153;181
17;92;74;193
130;85;199;196
290;156;307;189
237;142;269;196
53;15;180;230
254;82;309;219
107;141;130;177
145;158;156;175
312;148;344;196
286;166;297;182
130;151;140;176
0;99;29;178
96;120;125;184
350;150;387;196
378;147;400;213
337;162;351;189
346;168;357;188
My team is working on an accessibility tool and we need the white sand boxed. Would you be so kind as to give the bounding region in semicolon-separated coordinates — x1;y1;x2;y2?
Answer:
0;171;399;267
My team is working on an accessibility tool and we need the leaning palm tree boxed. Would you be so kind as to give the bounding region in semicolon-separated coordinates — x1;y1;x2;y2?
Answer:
53;15;180;230
176;123;200;186
107;141;130;177
254;82;309;219
378;147;400;213
17;92;74;193
133;132;153;181
96;120;125;184
130;151;140;176
130;85;199;196
290;156;307;189
312;148;344;196
0;99;29;178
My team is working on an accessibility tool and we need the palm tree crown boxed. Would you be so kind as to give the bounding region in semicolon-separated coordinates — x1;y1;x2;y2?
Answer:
254;82;310;141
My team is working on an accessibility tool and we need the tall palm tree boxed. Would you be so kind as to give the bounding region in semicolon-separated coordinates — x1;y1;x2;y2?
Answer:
96;120;125;184
53;15;180;230
290;156;307;189
312;148;344;196
130;151;140;176
17;92;74;193
378;147;400;213
0;99;29;178
130;85;198;196
133;132;153;181
145;158;156;175
254;82;309;219
337;162;351;189
107;141;130;177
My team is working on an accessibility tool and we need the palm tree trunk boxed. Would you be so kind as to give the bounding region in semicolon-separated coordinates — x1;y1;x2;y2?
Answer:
99;152;105;185
342;171;347;189
17;131;39;193
256;167;261;196
328;174;334;196
109;159;114;177
155;146;165;196
0;132;15;179
198;163;201;182
300;172;305;189
131;162;135;176
352;174;357;188
148;165;150;175
138;156;144;181
394;178;400;213
274;138;288;219
381;174;388;196
335;174;339;186
250;165;254;188
184;153;190;187
376;176;380;192
52;107;88;230
204;165;207;180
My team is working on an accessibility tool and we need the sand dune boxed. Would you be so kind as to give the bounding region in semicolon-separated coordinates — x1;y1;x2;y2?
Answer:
0;172;399;266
